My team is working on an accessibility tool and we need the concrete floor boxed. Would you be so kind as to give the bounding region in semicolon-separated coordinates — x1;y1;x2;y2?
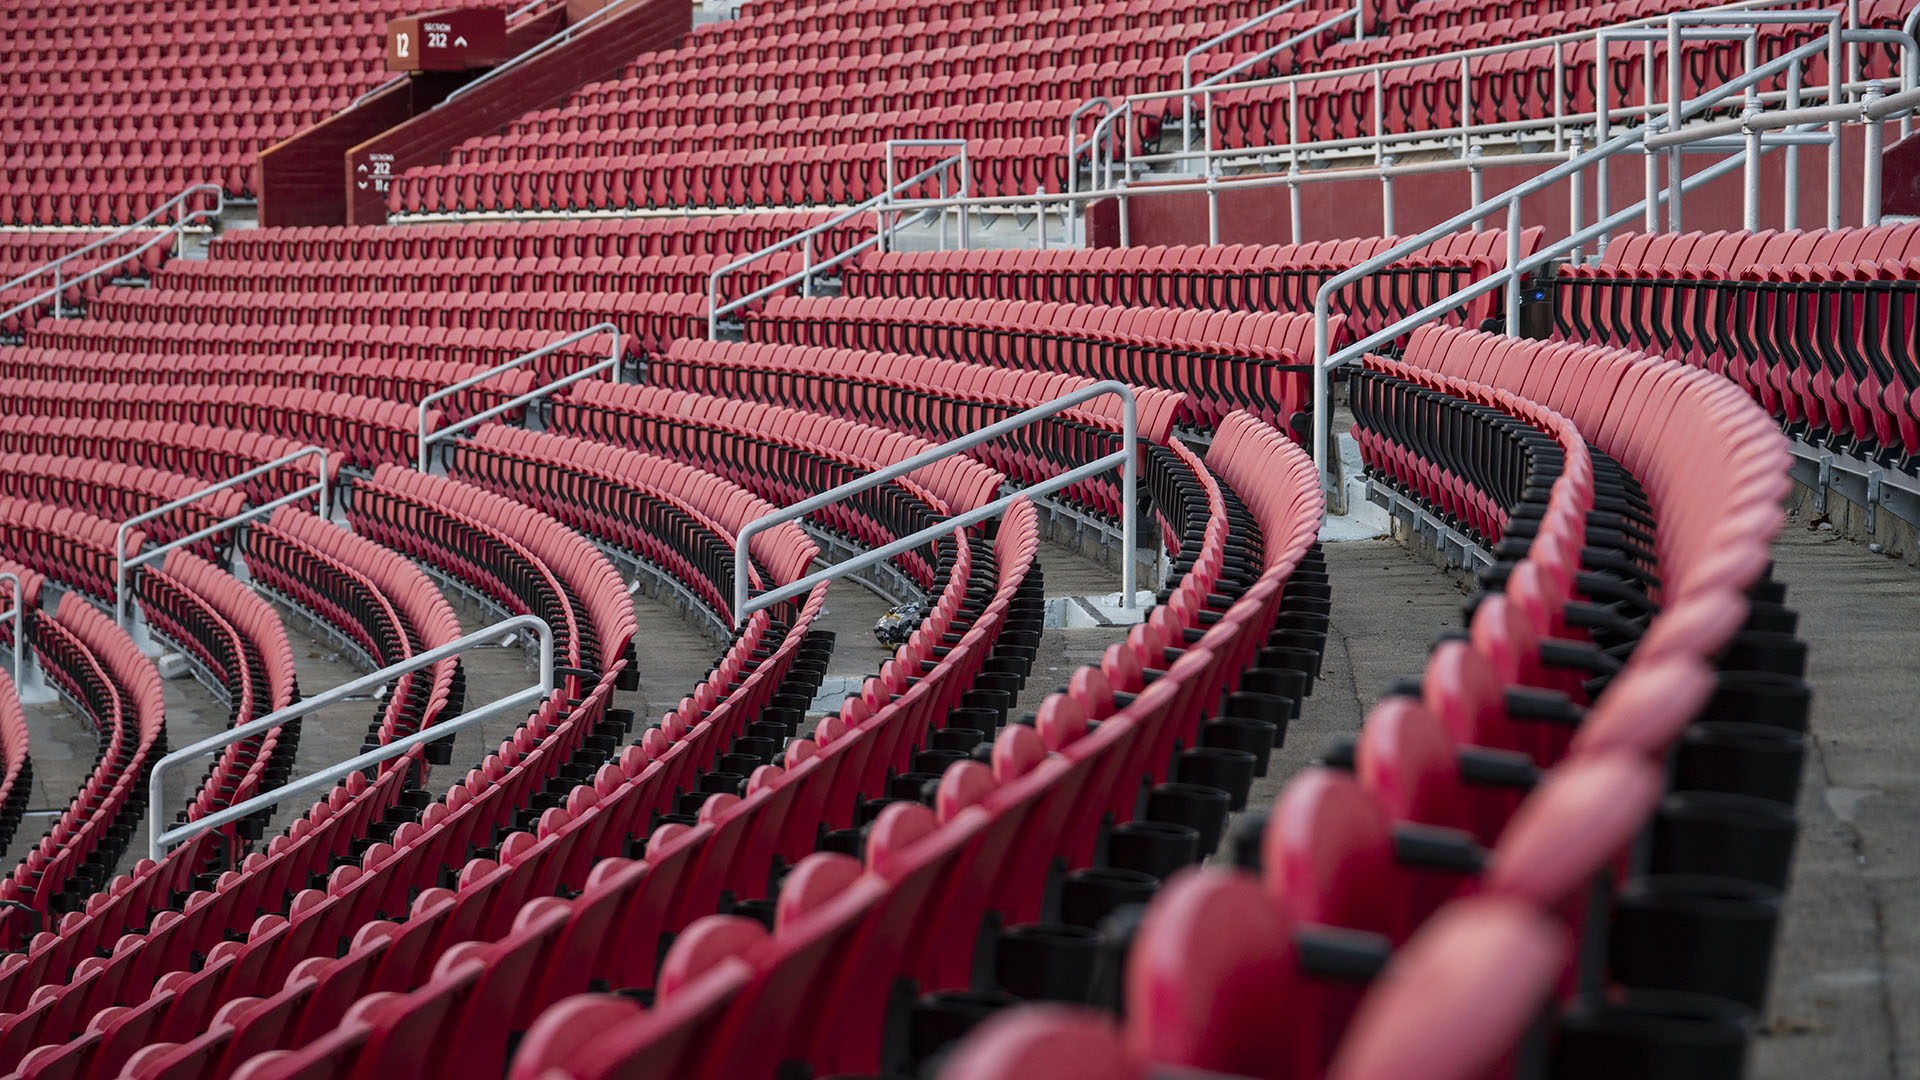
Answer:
1752;513;1920;1080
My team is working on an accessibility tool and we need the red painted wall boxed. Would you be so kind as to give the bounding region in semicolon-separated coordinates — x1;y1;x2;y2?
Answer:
1092;122;1882;249
257;8;566;228
343;0;691;225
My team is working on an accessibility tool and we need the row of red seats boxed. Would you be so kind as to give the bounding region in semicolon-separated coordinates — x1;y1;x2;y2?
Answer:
0;380;435;472
392;137;1080;215
29;316;621;372
0;498;141;605
0;350;535;430
556;379;1004;581
212;214;865;263
3;595;164;946
0;181;245;231
132;255;812;311
502;412;1323;1077
645;336;1186;517
0;416;323;508
743;294;1323;431
0;450;243;555
839;231;1539;333
229;500;1044;1078
1552;223;1920;468
451;425;820;627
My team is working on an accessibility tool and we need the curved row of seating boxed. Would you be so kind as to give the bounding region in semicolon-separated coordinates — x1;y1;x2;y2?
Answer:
0;351;534;431
936;322;1805;1079
644;336;1185;517
0;451;242;557
1;596;164;946
214;214;870;263
0;380;434;472
0;417;323;508
0;498;141;606
839;231;1539;335
743;295;1317;432
551;380;1005;588
446;425;819;628
1551;223;1920;469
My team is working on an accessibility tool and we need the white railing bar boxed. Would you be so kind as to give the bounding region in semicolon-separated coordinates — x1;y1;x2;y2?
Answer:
1646;84;1920;145
416;322;622;470
1129;71;1896;171
148;614;554;864
0;184;222;295
887;150;1573;213
733;381;1138;625
0;187;223;324
114;448;331;628
0;573;23;694
1307;31;1838;485
1112;0;1831;108
706;150;965;333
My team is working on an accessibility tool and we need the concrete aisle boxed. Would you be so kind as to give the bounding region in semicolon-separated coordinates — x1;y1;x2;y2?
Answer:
1754;516;1920;1080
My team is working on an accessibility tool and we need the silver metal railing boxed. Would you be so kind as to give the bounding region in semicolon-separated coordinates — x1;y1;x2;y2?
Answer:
706;146;968;337
1179;1;1366;161
416;323;623;470
441;0;634;109
115;448;332;629
0;184;223;325
1307;30;1917;489
147;614;554;864
732;381;1139;626
884;139;973;250
1069;0;1887;189
0;573;26;694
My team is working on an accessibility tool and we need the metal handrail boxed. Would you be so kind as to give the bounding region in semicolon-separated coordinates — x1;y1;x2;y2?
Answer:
416;322;623;470
0;184;222;323
884;139;972;250
441;0;631;108
1182;3;1366;160
115;448;331;628
1071;0;1852;185
147;614;555;864
0;573;24;694
1307;30;1896;487
706;148;968;336
732;381;1140;625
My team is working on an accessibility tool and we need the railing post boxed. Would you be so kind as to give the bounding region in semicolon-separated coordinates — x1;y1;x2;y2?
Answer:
1289;163;1303;241
1118;177;1131;246
1380;157;1395;237
1569;133;1585;264
0;574;24;695
1207;166;1221;244
1829;19;1844;230
1786;58;1803;231
958;143;972;249
1036;187;1049;249
51;265;60;320
1468;146;1484;230
1743;105;1764;231
1667;17;1684;232
802;234;814;298
1553;44;1566;152
1505;200;1523;335
1865;82;1887;226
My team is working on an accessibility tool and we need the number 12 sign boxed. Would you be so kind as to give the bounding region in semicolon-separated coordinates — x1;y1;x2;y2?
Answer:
387;8;507;72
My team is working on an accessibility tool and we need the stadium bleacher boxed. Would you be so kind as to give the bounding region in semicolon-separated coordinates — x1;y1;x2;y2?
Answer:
0;0;1909;1073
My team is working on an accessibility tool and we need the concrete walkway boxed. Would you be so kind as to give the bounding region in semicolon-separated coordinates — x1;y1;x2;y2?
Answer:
1754;514;1920;1080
